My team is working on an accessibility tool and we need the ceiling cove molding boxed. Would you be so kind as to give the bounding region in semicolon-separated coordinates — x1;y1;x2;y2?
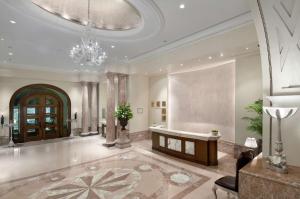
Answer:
130;12;253;63
169;60;236;76
1;0;164;42
0;63;90;82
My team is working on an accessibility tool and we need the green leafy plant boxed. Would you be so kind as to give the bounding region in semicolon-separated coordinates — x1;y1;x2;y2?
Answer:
242;99;263;136
114;104;133;120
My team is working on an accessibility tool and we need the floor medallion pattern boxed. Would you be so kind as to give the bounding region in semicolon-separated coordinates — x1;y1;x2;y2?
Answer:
31;168;140;199
0;150;210;199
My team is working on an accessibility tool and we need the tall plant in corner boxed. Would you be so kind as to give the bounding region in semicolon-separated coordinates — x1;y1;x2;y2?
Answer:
242;99;263;136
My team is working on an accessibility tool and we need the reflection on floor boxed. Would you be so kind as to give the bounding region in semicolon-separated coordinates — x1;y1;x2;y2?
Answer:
0;136;235;199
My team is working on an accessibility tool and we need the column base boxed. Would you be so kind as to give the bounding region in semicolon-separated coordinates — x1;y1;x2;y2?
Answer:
116;130;131;149
103;141;116;147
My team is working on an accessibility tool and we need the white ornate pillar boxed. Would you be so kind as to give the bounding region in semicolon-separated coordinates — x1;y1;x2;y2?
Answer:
91;82;98;133
248;0;300;165
104;73;116;146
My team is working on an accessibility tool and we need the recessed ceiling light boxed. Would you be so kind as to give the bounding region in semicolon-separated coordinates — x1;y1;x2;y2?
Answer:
0;38;4;41
111;45;115;48
245;47;249;50
179;4;185;9
160;68;162;72
180;64;184;66
208;56;212;60
8;52;13;56
80;63;83;66
220;53;224;57
9;20;16;24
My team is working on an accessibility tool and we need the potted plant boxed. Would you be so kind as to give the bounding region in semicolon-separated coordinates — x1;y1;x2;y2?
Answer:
211;129;219;136
114;104;133;130
242;99;263;152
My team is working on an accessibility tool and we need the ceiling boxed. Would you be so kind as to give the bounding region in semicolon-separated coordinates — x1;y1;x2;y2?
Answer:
0;0;252;73
32;0;142;31
130;23;259;76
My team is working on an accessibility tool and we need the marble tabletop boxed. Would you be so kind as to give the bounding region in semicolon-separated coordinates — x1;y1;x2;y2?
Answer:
240;154;300;188
149;127;221;141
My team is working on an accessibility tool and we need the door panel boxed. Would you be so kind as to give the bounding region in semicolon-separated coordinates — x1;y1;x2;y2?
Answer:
21;94;62;142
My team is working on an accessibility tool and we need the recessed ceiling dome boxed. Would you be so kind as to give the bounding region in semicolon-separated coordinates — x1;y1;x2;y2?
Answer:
32;0;142;31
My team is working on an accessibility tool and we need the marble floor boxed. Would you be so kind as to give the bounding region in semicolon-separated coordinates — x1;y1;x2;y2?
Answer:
0;136;235;199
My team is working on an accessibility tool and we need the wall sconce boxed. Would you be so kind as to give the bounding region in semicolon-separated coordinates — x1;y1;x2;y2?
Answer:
1;115;4;128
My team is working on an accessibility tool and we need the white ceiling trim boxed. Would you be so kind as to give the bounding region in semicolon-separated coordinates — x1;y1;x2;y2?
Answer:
1;0;165;41
169;59;236;76
130;12;253;63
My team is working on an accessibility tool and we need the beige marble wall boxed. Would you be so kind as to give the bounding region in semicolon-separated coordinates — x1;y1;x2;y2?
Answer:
168;62;235;142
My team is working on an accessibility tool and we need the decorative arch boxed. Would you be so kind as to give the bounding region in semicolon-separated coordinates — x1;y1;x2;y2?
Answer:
9;84;71;143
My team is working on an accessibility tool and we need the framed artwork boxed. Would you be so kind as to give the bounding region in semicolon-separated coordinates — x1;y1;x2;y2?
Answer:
162;101;167;107
151;102;155;107
137;108;143;114
162;108;166;115
156;101;160;107
162;115;167;122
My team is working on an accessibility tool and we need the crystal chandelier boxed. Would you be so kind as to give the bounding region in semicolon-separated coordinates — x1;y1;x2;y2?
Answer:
70;0;107;66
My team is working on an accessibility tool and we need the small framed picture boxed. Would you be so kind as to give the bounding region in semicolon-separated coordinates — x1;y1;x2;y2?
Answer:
137;108;143;114
162;101;166;107
156;101;160;107
151;102;155;107
162;108;166;115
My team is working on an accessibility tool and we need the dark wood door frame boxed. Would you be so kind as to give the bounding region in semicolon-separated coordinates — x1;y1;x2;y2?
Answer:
20;92;63;142
9;84;71;143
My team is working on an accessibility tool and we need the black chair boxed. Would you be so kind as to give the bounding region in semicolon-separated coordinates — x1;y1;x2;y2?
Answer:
212;150;254;198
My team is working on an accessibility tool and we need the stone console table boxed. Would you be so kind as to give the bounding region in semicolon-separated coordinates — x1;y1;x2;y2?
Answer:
239;154;300;199
150;127;221;166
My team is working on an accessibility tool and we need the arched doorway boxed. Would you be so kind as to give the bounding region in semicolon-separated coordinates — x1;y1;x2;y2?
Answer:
9;84;71;143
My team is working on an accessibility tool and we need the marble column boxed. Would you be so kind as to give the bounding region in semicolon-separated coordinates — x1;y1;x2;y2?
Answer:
118;74;128;105
104;73;116;146
117;74;128;138
81;82;89;134
91;82;98;133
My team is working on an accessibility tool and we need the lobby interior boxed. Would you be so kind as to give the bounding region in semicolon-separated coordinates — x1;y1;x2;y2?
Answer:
0;0;299;198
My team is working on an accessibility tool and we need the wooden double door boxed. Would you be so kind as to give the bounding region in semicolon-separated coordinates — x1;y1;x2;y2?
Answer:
20;93;62;142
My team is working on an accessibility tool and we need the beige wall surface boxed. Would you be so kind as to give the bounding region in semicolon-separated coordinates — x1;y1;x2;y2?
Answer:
168;62;235;142
0;76;82;137
149;75;168;126
128;75;149;134
235;53;263;145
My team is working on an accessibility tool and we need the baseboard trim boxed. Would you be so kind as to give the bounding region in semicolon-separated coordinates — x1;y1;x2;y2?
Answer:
218;139;235;156
130;131;151;142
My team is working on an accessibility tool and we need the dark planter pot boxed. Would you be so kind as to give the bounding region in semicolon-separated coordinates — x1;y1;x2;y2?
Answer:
119;118;128;130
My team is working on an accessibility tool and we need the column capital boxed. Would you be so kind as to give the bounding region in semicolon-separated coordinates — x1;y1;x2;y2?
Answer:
106;72;116;78
118;73;129;78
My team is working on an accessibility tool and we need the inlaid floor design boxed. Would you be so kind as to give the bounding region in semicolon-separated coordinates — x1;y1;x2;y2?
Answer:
0;149;213;199
0;137;232;198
